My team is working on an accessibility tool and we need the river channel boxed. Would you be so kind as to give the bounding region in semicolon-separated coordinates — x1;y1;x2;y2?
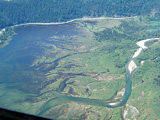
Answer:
0;19;158;118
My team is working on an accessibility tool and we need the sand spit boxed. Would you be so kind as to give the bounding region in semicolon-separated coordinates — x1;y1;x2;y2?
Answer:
133;38;159;58
140;61;144;65
132;48;143;58
13;16;136;27
130;38;160;73
109;101;120;106
137;38;160;49
128;60;137;73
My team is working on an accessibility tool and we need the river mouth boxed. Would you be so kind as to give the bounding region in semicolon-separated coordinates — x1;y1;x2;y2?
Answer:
0;18;140;118
0;21;97;112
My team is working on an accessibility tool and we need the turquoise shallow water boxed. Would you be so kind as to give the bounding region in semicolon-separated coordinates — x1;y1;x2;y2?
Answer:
0;23;134;117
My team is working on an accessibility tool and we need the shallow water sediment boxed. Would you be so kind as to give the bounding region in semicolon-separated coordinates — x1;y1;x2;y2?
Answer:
0;17;159;118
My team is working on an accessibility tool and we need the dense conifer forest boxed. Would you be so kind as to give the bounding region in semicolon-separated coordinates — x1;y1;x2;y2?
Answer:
0;0;160;28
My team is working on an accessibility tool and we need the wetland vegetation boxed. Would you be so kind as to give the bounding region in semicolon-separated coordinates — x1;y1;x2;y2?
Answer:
0;0;160;119
0;16;160;119
0;27;16;48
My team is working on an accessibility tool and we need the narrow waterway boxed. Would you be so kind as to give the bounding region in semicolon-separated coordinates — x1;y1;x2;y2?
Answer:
36;38;160;115
0;18;159;117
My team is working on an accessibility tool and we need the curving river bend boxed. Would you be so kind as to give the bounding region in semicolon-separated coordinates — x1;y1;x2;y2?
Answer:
0;18;159;117
37;38;160;115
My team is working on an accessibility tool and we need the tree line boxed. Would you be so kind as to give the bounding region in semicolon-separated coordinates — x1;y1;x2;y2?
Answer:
0;0;160;29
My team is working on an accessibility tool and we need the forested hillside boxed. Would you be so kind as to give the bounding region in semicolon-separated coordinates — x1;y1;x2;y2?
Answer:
0;0;160;28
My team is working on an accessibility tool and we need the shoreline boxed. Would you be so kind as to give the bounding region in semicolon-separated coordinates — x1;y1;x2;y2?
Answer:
128;60;137;73
0;16;137;37
137;38;160;49
133;38;159;58
1;17;159;109
102;37;160;108
12;16;136;27
129;38;160;73
0;16;136;42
